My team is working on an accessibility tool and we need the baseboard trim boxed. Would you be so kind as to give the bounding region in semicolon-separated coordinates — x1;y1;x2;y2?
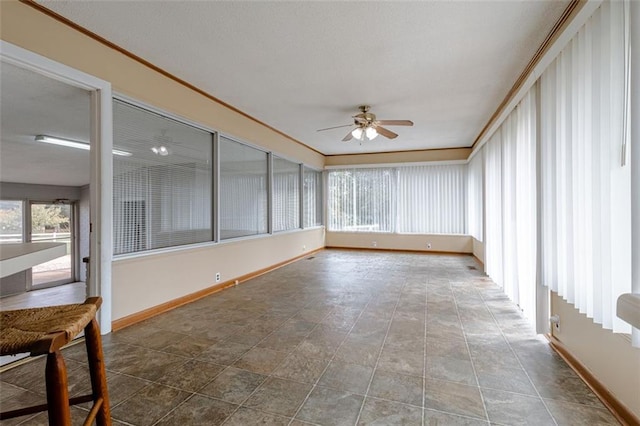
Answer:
111;248;324;331
325;246;472;256
546;334;639;426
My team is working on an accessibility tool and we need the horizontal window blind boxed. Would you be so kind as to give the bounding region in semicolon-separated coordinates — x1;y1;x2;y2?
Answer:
219;136;268;240
113;100;212;255
272;156;301;232
303;167;323;228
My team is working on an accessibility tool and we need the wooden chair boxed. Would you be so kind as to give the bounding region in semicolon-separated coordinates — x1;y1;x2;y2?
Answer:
0;297;111;425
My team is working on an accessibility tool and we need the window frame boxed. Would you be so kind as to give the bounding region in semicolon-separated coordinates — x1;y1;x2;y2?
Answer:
112;94;321;260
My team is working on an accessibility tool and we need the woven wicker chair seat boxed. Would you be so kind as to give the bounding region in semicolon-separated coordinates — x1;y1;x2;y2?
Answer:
0;303;97;356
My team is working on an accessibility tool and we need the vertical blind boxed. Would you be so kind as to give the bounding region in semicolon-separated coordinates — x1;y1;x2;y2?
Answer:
303;167;323;228
396;165;467;234
113;100;213;255
219;136;268;240
483;88;538;329
272;157;301;232
467;151;483;242
327;165;466;234
539;0;631;333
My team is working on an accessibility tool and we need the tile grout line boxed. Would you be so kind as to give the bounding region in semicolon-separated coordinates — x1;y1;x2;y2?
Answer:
151;298;327;426
448;270;490;423
214;302;330;425
352;278;409;425
475;280;560;426
286;292;380;425
422;274;429;426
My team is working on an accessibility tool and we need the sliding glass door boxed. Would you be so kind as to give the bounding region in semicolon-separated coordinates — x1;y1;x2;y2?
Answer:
29;202;75;287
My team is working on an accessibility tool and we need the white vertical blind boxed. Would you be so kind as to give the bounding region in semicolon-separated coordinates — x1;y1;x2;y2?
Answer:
514;89;538;326
303;167;323;228
483;88;538;329
219;136;268;240
539;0;631;333
327;165;466;234
113;100;212;255
467;151;484;241
272;156;300;232
396;164;467;234
484;130;504;290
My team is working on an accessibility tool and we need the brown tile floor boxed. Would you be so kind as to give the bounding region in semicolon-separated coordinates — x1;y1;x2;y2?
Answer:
0;250;619;425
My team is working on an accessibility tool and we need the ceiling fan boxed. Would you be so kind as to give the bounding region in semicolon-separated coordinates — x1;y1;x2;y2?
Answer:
317;105;413;142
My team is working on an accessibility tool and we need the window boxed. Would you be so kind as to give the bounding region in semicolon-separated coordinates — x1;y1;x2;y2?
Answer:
303;167;323;228
113;100;213;255
272;156;301;232
0;200;23;243
327;165;466;234
327;168;395;232
219;136;268;239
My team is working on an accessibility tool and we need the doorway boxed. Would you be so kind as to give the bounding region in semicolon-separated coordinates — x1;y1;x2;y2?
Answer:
29;201;76;288
0;40;114;332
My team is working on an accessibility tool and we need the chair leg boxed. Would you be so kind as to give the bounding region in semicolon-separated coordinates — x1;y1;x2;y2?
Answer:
84;318;111;426
45;350;71;425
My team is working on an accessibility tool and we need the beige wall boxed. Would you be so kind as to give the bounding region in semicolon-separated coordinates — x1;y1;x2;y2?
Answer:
326;231;472;254
112;228;324;320
472;238;484;265
325;148;470;167
551;292;640;419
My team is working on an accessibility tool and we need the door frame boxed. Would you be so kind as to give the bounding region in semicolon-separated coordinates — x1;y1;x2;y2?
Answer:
1;41;113;333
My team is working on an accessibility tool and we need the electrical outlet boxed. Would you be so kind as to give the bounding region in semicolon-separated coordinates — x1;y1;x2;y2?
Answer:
215;272;221;283
427;242;432;249
372;241;377;247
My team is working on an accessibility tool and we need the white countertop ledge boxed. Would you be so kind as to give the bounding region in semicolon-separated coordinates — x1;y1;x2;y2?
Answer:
0;242;66;278
617;293;640;330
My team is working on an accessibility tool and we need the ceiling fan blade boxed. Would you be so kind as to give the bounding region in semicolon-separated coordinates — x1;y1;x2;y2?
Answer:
374;125;398;139
353;116;368;124
375;120;414;126
316;124;353;132
342;131;354;142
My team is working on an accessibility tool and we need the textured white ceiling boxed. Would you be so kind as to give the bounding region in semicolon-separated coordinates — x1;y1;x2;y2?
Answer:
37;0;570;156
0;62;91;187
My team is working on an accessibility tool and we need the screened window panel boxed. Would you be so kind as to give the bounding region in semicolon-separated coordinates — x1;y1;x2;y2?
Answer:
303;167;323;228
113;100;212;255
327;169;395;232
273;157;301;232
219;137;268;239
396;164;467;234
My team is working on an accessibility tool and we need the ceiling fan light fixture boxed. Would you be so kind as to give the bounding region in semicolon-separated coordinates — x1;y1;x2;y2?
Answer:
35;135;132;156
151;145;170;156
365;126;378;140
351;127;364;140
